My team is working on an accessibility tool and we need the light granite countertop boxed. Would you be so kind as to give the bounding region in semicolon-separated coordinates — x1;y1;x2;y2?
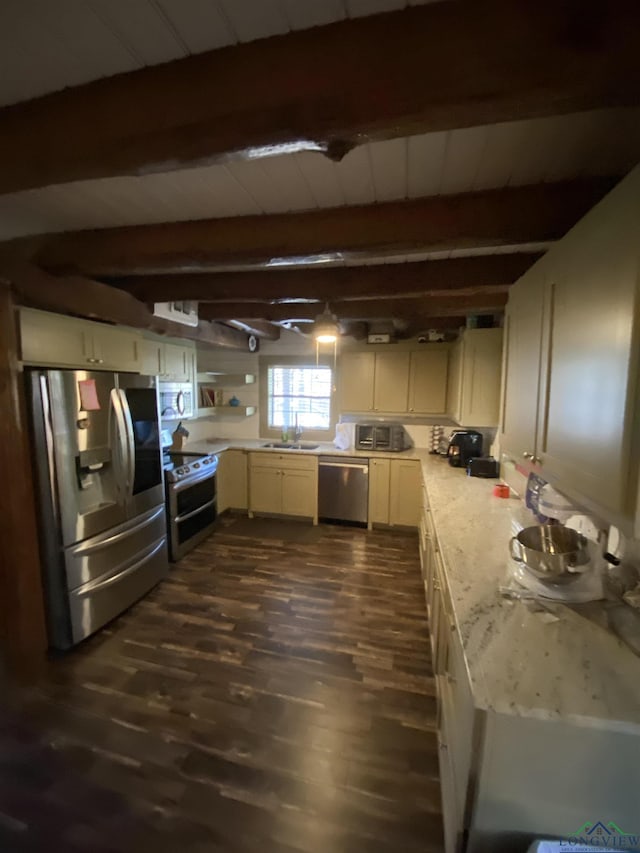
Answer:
181;438;640;733
181;437;425;461
419;453;640;735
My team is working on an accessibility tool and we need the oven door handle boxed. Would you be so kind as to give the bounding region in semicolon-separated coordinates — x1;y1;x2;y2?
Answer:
175;499;216;524
170;468;217;491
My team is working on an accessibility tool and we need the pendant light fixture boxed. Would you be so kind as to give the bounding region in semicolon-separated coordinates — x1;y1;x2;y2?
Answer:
313;303;339;368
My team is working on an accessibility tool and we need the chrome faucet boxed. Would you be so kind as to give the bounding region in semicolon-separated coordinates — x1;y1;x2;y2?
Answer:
294;412;303;442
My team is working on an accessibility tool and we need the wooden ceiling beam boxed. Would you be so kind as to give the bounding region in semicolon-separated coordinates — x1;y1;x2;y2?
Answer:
19;179;615;277
225;319;280;341
114;254;541;302
0;262;251;350
198;292;508;322
0;1;638;194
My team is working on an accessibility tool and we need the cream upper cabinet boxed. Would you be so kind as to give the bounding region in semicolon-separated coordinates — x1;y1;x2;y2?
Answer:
20;308;140;372
446;339;463;423
91;324;140;372
389;459;421;526
373;351;410;413
500;165;640;529
339;352;375;412
164;343;191;381
340;346;452;416
138;337;195;381
338;350;411;414
500;274;545;463
456;328;503;427
408;348;448;414
535;177;640;520
20;309;89;368
138;338;163;376
368;458;391;525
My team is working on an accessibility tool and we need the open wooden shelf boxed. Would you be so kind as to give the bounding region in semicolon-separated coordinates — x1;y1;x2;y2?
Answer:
196;372;255;385
196;405;257;418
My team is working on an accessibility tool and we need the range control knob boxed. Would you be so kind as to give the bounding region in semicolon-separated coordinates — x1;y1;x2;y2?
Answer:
194;462;200;469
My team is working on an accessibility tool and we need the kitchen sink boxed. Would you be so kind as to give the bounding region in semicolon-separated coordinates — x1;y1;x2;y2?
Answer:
262;442;319;450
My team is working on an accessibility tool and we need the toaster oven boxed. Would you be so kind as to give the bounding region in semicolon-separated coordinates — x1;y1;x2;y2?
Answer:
355;423;409;452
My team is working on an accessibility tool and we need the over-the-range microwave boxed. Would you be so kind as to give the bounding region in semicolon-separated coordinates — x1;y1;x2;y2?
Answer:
158;382;194;420
355;423;410;452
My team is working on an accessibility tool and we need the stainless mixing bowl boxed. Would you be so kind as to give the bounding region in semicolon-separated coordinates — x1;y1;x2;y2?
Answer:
509;524;591;584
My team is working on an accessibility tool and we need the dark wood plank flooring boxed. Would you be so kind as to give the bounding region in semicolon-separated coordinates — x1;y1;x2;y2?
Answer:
1;518;442;853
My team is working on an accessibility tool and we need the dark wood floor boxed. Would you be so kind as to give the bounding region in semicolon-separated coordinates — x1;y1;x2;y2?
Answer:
1;517;442;853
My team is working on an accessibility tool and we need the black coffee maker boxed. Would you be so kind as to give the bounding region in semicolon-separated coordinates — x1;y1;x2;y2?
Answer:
447;430;483;468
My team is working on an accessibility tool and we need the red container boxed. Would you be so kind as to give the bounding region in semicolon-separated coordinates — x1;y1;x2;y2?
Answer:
493;484;510;498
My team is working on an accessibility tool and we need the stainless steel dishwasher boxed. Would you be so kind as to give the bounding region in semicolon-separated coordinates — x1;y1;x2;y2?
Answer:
318;456;369;524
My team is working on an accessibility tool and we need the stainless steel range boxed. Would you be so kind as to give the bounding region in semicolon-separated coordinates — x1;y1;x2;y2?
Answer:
163;449;219;560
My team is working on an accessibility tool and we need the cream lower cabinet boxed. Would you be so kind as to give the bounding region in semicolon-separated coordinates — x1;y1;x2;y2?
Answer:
20;307;140;372
389;459;422;526
368;458;391;524
369;457;420;527
216;449;248;513
248;453;318;522
421;468;640;853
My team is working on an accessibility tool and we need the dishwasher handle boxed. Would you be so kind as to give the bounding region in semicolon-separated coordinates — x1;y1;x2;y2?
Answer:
319;461;369;473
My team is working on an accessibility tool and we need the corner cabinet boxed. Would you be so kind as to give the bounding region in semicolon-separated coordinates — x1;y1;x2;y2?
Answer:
500;166;640;532
248;453;318;523
448;328;503;427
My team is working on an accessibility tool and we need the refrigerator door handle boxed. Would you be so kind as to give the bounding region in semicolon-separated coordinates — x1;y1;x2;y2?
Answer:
118;389;136;501
39;374;60;522
110;388;129;499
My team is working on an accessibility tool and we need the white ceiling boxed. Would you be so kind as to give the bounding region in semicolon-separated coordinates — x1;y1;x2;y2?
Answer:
1;107;639;241
0;0;440;107
0;0;638;257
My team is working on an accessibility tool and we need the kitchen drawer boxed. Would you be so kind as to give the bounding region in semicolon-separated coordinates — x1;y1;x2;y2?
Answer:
249;452;317;471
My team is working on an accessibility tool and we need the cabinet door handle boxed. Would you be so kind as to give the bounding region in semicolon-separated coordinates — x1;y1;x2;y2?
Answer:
533;456;542;465
522;451;533;460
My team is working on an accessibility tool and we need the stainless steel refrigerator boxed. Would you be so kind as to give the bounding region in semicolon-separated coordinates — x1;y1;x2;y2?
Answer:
26;369;169;650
